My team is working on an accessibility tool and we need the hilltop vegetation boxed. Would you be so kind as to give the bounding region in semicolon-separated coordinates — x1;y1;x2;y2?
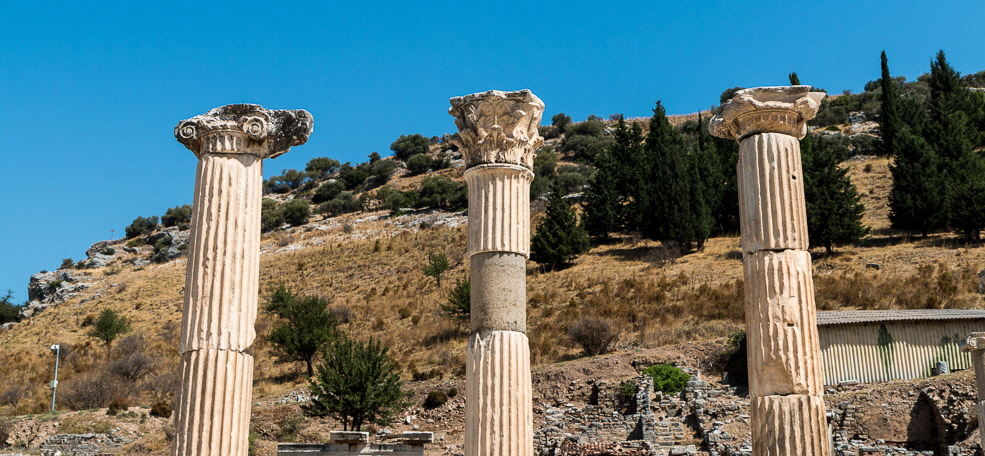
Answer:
2;50;985;454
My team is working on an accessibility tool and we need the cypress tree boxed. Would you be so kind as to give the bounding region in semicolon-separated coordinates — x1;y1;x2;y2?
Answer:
643;102;713;252
889;130;944;237
530;185;589;270
801;132;869;253
582;148;620;239
609;119;649;232
788;72;801;85
879;51;903;156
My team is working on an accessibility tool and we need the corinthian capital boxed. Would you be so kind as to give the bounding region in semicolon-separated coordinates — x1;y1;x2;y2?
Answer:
709;86;825;141
449;90;544;170
175;104;314;159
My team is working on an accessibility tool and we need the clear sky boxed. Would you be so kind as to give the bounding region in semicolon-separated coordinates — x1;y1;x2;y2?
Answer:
2;1;984;299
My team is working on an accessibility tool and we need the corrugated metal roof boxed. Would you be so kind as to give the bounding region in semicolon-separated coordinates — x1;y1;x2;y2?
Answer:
817;309;985;326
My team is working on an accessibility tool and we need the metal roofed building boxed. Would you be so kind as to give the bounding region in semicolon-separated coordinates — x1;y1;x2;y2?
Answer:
817;309;985;385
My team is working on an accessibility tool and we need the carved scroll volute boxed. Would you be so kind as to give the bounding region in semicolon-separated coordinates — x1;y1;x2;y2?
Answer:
448;90;544;169
175;104;314;159
709;86;825;141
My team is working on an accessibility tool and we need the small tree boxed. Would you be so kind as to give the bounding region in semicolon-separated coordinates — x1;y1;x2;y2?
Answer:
530;186;589;270
266;286;338;377
125;216;158;238
281;199;311;227
0;290;20;325
801;133;869;252
440;277;470;321
422;251;451;287
89;308;131;349
161;205;193;228
390;134;430;160
261;199;285;232
303;335;408;431
305;157;341;177
642;364;690;395
551;113;572;134
406;154;433;175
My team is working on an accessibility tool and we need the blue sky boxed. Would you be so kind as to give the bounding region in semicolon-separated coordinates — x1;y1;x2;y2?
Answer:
1;1;984;299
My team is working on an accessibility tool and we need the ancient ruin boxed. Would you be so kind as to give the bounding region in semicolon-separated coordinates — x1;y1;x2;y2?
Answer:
449;89;544;456
961;332;985;447
709;86;830;456
172;104;313;456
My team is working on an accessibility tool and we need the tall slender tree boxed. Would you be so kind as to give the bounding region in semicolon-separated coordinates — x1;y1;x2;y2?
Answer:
530;184;590;270
801;132;869;252
878;51;903;156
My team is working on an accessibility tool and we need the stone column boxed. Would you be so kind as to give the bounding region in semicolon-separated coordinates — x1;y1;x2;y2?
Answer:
172;104;313;456
710;86;830;456
961;333;985;447
449;90;543;456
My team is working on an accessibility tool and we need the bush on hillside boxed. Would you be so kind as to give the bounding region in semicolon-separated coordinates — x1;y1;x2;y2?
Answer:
567;316;618;356
125;216;158;239
312;181;345;204
281;199;311;227
319;192;361;217
369;159;398;184
89;308;131;348
306;157;341;177
440;277;470;321
161;205;192;228
339;166;370;191
423;390;448;409
406;154;433;175
642;364;690;395
390;134;430;160
261;199;285;232
417;176;466;209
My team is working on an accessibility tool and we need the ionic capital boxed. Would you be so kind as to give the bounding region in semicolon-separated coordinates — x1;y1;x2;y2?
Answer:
962;332;985;352
709;86;825;141
175;104;313;159
448;90;544;170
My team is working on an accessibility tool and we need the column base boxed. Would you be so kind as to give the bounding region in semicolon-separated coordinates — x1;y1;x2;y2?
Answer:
173;349;254;456
465;331;533;456
750;394;831;456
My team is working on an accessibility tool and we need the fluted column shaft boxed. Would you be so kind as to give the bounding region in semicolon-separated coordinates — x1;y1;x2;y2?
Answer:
450;90;543;456
961;333;985;447
710;87;830;456
172;104;312;456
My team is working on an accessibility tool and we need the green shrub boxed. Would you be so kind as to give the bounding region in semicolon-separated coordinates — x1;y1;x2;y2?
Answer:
261;199;285;232
390;134;430;160
89;308;131;348
417;176;466;209
61;258;74;269
618;379;637;403
369;159;399;184
305;157;341;177
0;291;20;325
161;205;193;228
642;364;690;395
281;199;311;227
406;154;433;175
312;181;345;204
440;277;470;321
339;166;369;191
320;192;361;217
150;234;174;263
125;216;159;238
423;390;448;409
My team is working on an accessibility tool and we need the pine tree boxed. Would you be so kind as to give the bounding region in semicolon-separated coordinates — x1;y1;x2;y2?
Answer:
642;102;712;252
530;185;589;270
581;148;620;239
879;51;904;156
609;119;649;232
889;130;944;237
801;133;869;253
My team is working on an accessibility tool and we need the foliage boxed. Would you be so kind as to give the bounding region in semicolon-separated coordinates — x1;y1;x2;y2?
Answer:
581;148;620;238
560;129;616;163
566;316;618;356
878;51;903;156
281;199;311;227
368;158;398;184
150;401;173;418
423;390;448;409
440;277;470;321
406;153;433;175
530;186;589;270
312;181;345;204
551;112;572;133
372;185;418;212
788;72;800;85
801;133;869;252
266;286;339;377
303;335;408;431
417;176;466;209
641;102;712;252
422;251;451;287
339;165;370;191
319;192;362;217
0;290;20;325
306;157;341;177
261;199;285;232
149;234;174;263
642;364;690;395
531;146;558;199
125;216;158;238
161;205;192;228
390;134;430;160
265;169;311;193
89;308;131;348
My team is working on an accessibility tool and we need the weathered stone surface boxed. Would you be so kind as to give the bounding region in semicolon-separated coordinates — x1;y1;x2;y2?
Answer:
743;250;823;397
466;331;533;456
709;86;825;141
173;349;254;456
470;252;527;335
174;104;311;456
711;86;829;456
736;133;808;253
449;90;544;170
961;332;985;448
463;164;533;257
175;104;312;159
750;395;830;456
